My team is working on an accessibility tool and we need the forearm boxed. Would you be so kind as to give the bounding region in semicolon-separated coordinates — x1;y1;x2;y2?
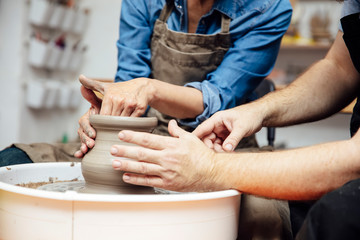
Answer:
149;79;204;119
213;137;360;200
259;32;359;127
262;61;354;127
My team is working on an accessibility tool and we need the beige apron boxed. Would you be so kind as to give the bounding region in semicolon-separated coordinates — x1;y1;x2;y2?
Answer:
147;1;231;133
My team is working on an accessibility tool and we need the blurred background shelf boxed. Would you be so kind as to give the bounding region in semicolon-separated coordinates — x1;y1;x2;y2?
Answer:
280;42;331;51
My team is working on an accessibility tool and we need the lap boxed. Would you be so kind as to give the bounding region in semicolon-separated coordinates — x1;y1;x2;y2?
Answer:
296;178;360;240
0;142;81;167
0;146;33;167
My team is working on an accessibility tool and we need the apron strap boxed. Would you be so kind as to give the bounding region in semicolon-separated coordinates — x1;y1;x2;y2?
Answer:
220;14;231;33
159;1;175;22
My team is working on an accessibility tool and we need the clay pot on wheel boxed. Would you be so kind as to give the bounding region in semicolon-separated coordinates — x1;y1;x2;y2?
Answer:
81;115;158;194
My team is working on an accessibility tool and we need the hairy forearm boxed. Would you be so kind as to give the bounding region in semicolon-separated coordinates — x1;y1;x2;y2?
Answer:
149;79;204;119
213;137;360;200
263;61;354;127
258;32;359;128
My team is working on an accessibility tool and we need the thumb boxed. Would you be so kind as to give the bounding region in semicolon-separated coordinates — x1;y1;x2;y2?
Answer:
222;128;246;152
80;85;102;112
79;75;106;95
168;119;188;138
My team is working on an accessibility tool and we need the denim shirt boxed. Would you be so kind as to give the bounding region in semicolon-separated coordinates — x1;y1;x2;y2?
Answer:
341;0;360;18
339;0;360;31
340;0;360;32
115;0;292;128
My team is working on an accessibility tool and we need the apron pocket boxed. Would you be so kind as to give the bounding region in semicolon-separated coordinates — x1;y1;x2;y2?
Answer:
153;40;225;67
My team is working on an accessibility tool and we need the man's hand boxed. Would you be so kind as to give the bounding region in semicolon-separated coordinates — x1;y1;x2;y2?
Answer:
110;120;220;192
193;104;264;152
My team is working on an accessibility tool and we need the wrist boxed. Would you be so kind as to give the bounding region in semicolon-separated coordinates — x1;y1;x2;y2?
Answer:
254;96;274;128
144;78;158;106
207;152;229;191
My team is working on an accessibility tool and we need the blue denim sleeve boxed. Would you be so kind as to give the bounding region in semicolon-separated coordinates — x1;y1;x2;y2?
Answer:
180;1;292;128
115;0;154;82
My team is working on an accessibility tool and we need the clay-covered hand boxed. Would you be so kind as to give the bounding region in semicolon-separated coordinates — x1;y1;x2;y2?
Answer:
193;104;264;152
79;75;155;117
74;84;102;158
110;120;221;192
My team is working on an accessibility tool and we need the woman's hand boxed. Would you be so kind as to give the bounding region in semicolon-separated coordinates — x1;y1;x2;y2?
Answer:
79;75;155;117
193;104;264;152
110;120;221;192
74;107;98;158
74;84;102;158
75;75;156;157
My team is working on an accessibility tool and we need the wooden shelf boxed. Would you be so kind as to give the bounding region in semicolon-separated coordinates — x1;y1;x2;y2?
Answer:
280;42;331;51
280;34;332;51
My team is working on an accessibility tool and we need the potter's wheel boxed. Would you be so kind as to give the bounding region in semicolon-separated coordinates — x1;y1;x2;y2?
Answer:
38;180;86;192
37;180;173;194
0;162;241;240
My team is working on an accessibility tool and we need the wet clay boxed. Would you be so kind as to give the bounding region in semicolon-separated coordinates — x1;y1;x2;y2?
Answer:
16;177;79;189
81;115;158;194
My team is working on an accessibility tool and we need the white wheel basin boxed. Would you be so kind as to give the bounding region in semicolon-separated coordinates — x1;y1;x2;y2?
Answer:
0;162;240;240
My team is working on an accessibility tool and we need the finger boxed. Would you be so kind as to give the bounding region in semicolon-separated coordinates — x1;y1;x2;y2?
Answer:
203;137;214;149
117;130;171;150
120;103;135;117
79;75;105;95
78;115;96;140
130;107;147;117
112;159;162;176
111;98;124;116
123;173;165;188
74;150;84;158
213;138;225;153
120;101;136;116
80;86;102;112
168;119;189;138
110;144;162;164
89;106;99;115
104;95;125;116
86;138;95;149
78;128;90;145
192;119;215;139
222;128;246;152
202;133;217;149
80;143;88;154
100;95;114;115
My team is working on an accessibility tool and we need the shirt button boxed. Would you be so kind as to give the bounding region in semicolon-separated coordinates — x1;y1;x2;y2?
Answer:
177;5;182;9
201;20;205;25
